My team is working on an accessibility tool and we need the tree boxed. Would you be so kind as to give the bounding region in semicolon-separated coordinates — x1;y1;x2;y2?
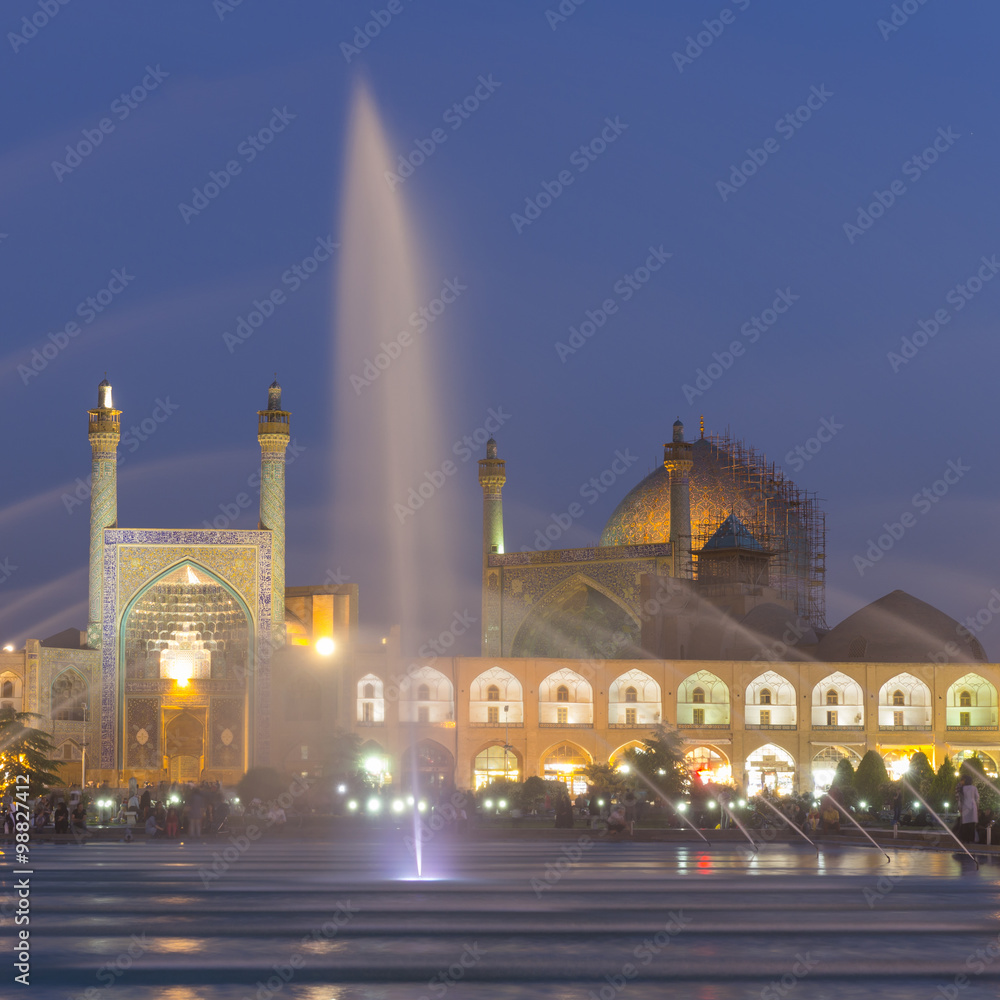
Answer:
0;707;60;797
582;762;635;797
905;751;935;799
518;776;550;813
927;756;957;811
236;766;293;806
854;751;890;812
621;724;688;798
830;756;856;805
323;729;363;781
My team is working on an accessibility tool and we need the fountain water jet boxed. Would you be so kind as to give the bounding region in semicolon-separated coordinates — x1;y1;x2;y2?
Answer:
335;78;459;880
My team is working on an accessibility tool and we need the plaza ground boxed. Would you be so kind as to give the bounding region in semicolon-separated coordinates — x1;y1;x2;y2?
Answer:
9;832;1000;999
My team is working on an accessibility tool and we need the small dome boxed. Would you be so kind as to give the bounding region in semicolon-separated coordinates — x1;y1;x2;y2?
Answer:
486;437;497;460
817;590;986;663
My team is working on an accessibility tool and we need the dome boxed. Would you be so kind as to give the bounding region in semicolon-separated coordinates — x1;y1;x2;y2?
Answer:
725;602;818;661
817;590;986;663
600;434;825;625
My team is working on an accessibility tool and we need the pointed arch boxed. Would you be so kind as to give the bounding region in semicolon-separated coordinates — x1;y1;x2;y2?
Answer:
745;670;796;727
539;668;593;725
510;572;641;659
470;666;523;724
877;672;931;727
400;665;454;723
609;669;661;726
677;669;730;726
946;673;997;728
471;741;521;788
51;668;89;721
357;673;384;724
812;671;863;728
745;743;796;795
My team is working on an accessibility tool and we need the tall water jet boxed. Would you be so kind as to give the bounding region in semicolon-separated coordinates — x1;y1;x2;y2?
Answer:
334;78;459;653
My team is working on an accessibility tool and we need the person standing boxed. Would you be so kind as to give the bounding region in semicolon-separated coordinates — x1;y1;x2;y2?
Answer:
958;776;980;844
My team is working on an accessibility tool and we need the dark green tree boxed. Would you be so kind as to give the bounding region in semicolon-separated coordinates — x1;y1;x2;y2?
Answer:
927;756;957;811
0;707;60;797
236;766;294;807
830;756;856;806
854;751;890;812
621;724;688;797
905;751;935;799
517;775;550;813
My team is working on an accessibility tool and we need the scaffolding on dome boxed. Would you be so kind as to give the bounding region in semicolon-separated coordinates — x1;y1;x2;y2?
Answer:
691;430;827;628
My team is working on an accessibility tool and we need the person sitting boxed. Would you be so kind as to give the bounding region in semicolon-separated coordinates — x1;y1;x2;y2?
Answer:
606;804;628;835
71;803;87;833
145;813;158;838
165;805;179;838
53;801;69;834
820;803;840;834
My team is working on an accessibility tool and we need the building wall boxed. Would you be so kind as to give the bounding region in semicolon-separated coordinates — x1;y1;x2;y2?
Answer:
338;655;1000;792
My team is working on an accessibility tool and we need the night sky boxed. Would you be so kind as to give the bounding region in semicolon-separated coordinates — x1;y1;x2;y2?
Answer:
2;1;999;657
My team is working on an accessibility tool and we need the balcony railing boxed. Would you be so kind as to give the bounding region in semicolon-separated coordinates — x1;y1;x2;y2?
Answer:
878;724;931;731
812;724;864;731
538;722;594;728
745;724;797;730
608;722;656;729
469;721;525;728
355;720;385;727
676;723;730;729
946;725;998;732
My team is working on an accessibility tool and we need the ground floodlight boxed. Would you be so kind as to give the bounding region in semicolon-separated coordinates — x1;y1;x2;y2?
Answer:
337;784;347;794
347;800;358;811
498;799;507;809
368;798;381;813
392;799;404;813
315;637;335;656
417;801;427;812
484;799;493;809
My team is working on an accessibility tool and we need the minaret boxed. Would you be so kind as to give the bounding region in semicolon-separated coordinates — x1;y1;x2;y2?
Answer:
87;377;121;648
663;418;694;580
478;437;506;656
258;378;290;643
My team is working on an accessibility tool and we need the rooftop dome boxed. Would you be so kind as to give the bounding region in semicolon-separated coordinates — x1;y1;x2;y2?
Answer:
600;432;826;625
817;590;986;664
725;602;818;661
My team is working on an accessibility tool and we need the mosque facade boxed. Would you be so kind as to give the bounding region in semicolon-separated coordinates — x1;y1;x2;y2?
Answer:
1;387;997;795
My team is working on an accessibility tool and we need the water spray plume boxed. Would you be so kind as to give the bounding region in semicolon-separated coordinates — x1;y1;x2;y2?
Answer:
630;770;709;844
821;794;890;862
756;796;819;853
719;800;757;854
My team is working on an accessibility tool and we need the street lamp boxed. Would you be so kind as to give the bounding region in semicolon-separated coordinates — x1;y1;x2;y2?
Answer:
503;705;511;782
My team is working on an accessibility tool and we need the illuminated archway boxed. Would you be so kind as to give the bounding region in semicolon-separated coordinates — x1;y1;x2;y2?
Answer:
609;669;661;726
946;674;997;728
684;745;731;784
472;743;520;788
542;742;592;795
745;743;795;796
878;673;931;727
745;670;796;726
811;745;861;792
677;670;729;725
470;666;523;724
812;672;863;728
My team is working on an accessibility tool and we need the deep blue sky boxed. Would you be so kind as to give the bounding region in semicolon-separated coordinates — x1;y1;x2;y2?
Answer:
2;0;999;656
